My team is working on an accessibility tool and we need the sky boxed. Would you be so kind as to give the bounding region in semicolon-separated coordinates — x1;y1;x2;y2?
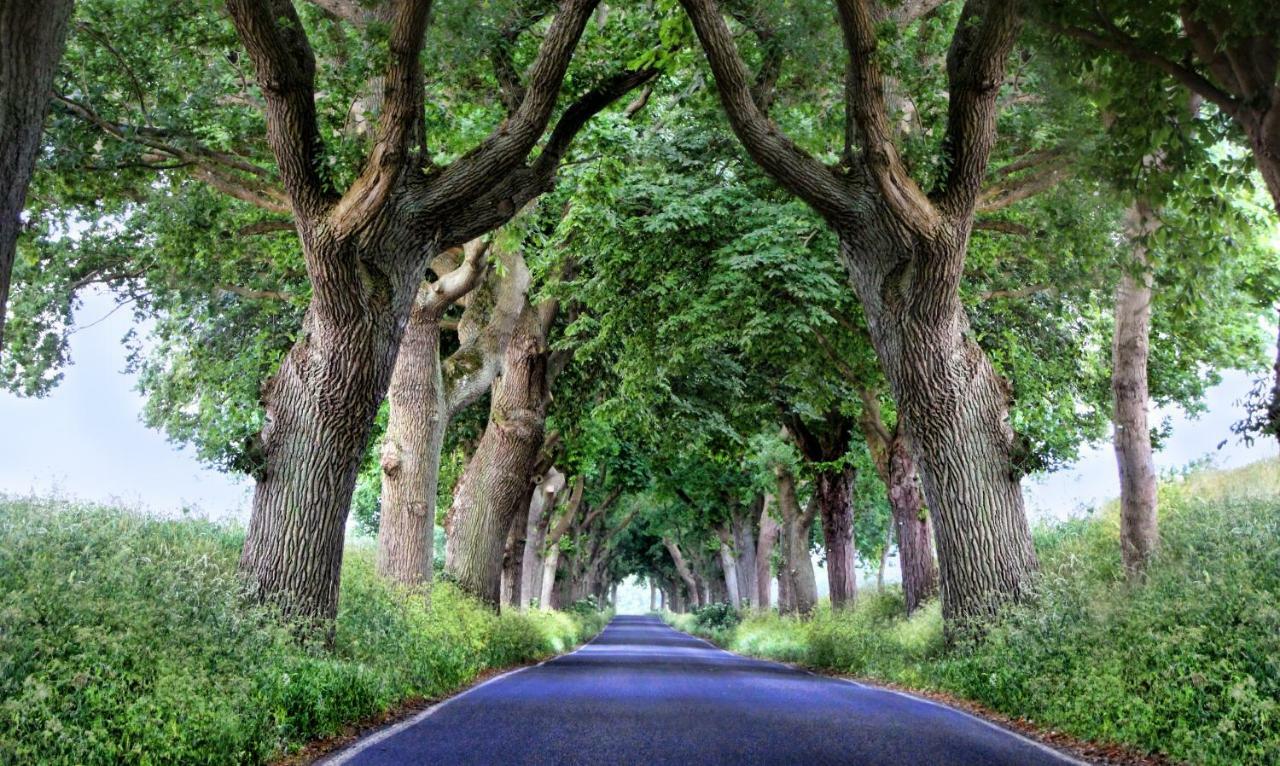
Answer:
1;290;1276;532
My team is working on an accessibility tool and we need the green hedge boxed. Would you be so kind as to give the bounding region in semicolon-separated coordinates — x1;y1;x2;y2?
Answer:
0;498;608;765
665;460;1280;766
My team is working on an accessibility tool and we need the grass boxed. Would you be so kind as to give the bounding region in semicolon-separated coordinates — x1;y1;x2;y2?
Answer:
0;497;609;765
665;458;1280;766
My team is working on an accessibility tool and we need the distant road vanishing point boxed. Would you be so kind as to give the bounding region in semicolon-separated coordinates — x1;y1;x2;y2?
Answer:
324;615;1087;766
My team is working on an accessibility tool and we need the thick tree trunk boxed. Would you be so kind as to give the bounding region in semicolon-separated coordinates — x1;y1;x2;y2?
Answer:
813;467;857;608
539;546;561;608
839;229;1038;627
500;511;525;608
1113;201;1160;578
887;436;938;613
732;506;758;608
755;495;779;610
377;295;446;586
444;307;548;605
0;0;74;349
241;233;431;621
776;466;817;616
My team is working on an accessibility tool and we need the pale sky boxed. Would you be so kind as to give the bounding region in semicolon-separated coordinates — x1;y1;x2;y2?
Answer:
0;290;1275;529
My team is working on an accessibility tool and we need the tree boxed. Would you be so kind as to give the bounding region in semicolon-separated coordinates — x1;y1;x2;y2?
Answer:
0;0;75;349
680;0;1039;626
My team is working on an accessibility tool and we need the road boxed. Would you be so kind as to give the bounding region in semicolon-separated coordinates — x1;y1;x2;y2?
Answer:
325;614;1085;765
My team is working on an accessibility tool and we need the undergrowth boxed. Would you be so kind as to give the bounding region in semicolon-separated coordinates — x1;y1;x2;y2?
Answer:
666;459;1280;766
0;498;608;765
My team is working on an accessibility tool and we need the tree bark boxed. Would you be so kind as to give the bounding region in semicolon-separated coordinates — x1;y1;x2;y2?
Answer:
378;246;528;586
444;306;549;605
1112;200;1160;578
776;465;817;616
663;537;702;610
813;467;857;608
888;437;938;613
717;525;741;606
0;0;74;350
519;467;564;608
680;0;1036;628
755;494;779;610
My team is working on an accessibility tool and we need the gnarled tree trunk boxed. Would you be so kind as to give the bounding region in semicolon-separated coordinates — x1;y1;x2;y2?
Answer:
519;467;565;608
755;494;779;609
444;306;549;605
776;465;817;616
663;537;702;610
732;504;758;608
1113;200;1160;578
786;413;857;608
716;525;741;606
0;0;74;349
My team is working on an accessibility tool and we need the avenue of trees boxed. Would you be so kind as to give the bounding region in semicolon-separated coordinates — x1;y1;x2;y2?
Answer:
2;0;1278;636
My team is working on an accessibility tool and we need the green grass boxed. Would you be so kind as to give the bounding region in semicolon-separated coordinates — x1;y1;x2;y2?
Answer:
0;497;609;765
666;458;1280;766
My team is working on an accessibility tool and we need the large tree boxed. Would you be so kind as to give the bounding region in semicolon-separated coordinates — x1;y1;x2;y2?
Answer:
0;0;75;349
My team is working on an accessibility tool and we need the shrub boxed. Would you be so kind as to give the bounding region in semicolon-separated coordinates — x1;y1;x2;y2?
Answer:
693;601;742;631
0;497;605;765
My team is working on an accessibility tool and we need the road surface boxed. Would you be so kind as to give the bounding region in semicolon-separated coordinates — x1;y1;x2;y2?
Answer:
325;614;1085;765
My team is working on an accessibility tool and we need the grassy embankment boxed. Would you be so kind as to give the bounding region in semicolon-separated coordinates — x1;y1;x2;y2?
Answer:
0;498;608;765
667;459;1280;766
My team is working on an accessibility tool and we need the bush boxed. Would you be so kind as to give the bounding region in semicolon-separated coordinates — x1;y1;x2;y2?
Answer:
663;459;1280;766
693;601;742;631
0;497;606;765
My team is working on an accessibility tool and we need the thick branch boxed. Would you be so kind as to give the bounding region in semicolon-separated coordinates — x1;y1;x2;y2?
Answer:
329;0;434;239
420;0;599;216
225;0;331;217
679;0;854;221
936;0;1023;217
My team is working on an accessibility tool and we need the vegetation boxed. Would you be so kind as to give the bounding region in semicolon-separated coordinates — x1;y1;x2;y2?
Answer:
0;496;608;765
665;460;1280;766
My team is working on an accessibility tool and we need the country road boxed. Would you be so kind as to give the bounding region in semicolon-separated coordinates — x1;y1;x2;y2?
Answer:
324;615;1087;765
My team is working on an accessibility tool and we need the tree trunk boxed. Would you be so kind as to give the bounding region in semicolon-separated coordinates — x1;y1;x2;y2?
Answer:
500;510;525;609
539;546;561;608
839;228;1038;627
813;466;857;608
1270;307;1280;449
1113;200;1160;578
755;494;779;610
716;524;741;606
776;466;817;616
0;0;74;349
377;293;446;586
649;581;656;611
241;233;432;622
519;468;563;609
664;537;702;609
444;307;548;605
888;436;938;613
732;506;758;608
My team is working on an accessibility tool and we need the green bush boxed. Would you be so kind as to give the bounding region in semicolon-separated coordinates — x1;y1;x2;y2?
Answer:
663;460;1280;766
693;601;742;631
0;497;606;765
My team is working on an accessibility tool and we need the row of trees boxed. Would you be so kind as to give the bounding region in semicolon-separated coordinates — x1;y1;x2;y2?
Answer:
2;0;1277;634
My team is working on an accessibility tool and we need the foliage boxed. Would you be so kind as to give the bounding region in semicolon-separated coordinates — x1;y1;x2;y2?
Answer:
692;601;742;631
665;459;1280;766
0;498;606;765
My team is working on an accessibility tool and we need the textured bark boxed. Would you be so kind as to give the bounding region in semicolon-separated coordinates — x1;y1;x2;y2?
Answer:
814;467;857;608
776;466;817;616
1271;309;1280;449
224;0;649;622
443;307;549;605
682;0;1036;627
500;510;525;608
787;414;857;608
888;437;938;613
755;494;780;610
0;0;74;350
1113;200;1160;578
377;247;528;586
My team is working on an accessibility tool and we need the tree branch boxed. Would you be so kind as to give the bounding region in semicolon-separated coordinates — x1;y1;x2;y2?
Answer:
329;0;434;239
225;0;332;218
679;0;854;221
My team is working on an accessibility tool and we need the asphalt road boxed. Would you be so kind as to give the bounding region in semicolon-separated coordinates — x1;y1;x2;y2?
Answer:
325;614;1085;766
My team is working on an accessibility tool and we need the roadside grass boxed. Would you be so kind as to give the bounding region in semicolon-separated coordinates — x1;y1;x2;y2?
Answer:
666;458;1280;766
0;497;609;765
